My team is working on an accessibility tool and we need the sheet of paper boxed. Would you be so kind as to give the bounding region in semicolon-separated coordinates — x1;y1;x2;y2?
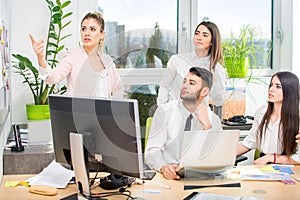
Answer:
241;172;293;181
187;192;263;200
27;160;74;188
239;165;294;181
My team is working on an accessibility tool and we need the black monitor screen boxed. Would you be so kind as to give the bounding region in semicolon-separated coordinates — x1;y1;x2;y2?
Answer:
48;94;144;178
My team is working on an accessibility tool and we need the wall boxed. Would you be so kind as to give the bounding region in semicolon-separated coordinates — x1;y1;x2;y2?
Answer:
245;77;270;116
0;0;12;182
9;0;97;124
292;0;300;75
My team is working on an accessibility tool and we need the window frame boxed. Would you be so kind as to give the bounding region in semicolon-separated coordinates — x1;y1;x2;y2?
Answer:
116;0;293;84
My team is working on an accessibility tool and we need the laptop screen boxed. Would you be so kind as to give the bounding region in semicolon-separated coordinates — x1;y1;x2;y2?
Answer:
179;130;240;172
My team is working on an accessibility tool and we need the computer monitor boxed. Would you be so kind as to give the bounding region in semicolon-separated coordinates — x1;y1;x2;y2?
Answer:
48;94;145;178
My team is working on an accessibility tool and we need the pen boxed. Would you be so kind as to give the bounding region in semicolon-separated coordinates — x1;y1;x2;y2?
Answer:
143;189;161;194
150;181;171;189
136;178;171;189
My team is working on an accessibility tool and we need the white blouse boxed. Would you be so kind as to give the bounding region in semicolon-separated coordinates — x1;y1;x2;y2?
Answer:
242;105;299;162
157;52;226;106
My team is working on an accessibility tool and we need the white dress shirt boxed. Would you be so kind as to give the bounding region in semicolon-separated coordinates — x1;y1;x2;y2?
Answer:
157;52;226;106
242;105;299;162
144;100;222;170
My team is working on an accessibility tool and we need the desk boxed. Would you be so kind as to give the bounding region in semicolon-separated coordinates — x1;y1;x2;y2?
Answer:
1;166;300;200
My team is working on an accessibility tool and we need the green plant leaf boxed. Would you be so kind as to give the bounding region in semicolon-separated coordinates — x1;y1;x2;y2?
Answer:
52;6;60;12
52;13;62;20
60;33;72;42
47;50;58;54
61;21;71;29
41;87;49;105
49;32;58;39
47;42;58;48
45;0;54;7
57;45;64;52
61;1;71;9
13;0;72;105
62;12;72;19
56;0;61;6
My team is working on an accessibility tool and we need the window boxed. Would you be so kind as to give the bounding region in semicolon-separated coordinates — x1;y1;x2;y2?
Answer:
197;0;272;69
98;0;178;69
98;0;178;128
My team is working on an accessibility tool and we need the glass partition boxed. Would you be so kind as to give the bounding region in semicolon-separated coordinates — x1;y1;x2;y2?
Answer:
98;0;178;69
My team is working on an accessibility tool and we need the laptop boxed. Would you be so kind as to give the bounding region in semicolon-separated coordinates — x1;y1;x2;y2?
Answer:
178;130;240;173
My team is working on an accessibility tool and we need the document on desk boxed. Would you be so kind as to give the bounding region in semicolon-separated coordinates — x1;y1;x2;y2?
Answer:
240;167;294;182
184;192;264;200
27;160;74;188
241;172;293;181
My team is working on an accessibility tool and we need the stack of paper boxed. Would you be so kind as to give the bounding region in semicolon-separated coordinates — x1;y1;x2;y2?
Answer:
27;160;74;188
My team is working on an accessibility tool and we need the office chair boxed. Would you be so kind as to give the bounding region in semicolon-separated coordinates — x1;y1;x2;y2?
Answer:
144;117;153;150
235;155;248;165
254;149;262;160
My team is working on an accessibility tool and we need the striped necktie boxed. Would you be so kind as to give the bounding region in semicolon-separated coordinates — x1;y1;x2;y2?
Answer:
184;114;193;131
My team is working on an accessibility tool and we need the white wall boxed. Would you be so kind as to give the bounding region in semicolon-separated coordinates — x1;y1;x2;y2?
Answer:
292;0;300;75
0;0;11;183
245;77;271;116
9;0;97;124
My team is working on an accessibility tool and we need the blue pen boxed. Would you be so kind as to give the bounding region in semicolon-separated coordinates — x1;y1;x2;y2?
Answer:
143;189;161;194
247;175;270;179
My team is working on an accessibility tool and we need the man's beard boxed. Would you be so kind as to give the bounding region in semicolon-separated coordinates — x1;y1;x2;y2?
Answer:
180;88;201;103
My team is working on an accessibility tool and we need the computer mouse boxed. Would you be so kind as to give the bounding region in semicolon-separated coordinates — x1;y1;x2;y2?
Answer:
29;185;58;196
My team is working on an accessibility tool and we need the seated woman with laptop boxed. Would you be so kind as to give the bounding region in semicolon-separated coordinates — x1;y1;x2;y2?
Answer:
237;71;300;165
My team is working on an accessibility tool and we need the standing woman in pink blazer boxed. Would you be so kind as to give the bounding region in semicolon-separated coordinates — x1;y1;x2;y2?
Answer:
30;11;124;98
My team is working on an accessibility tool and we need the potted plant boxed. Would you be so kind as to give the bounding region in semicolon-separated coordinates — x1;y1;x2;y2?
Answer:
12;0;72;120
222;24;259;78
222;25;271;119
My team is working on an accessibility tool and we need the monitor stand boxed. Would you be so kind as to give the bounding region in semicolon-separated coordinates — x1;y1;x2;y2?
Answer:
69;132;104;200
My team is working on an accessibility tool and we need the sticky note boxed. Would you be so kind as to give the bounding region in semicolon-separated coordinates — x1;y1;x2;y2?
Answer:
279;167;294;174
260;165;277;172
5;181;20;187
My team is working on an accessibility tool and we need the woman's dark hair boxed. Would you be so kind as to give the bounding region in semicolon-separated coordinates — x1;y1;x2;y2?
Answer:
194;21;224;72
258;71;299;155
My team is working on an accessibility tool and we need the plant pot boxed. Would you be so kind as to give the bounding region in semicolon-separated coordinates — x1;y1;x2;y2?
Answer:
26;104;50;121
225;57;250;78
222;86;246;119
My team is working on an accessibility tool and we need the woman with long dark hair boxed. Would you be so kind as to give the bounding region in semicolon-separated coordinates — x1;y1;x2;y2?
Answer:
237;71;299;164
157;21;225;110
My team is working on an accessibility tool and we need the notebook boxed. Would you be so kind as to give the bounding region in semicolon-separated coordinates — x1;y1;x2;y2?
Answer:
179;130;240;173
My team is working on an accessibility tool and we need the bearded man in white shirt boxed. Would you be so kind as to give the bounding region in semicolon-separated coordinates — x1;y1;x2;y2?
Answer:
145;67;222;180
